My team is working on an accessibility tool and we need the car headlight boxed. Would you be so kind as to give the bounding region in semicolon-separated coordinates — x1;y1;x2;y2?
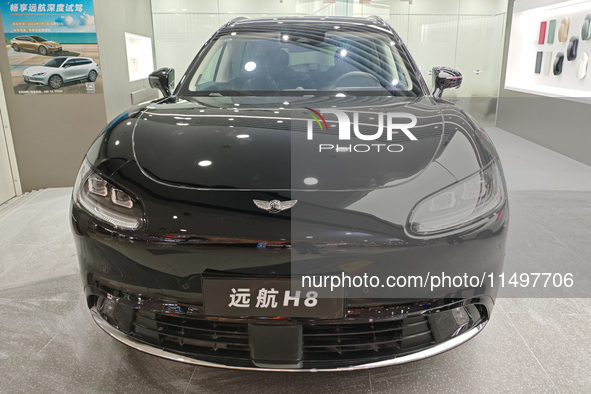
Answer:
407;159;506;237
32;72;46;77
73;159;144;230
48;45;55;48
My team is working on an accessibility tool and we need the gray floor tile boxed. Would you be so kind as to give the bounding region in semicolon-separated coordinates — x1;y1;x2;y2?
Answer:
186;367;371;394
0;275;194;394
367;313;559;394
485;127;591;192
501;191;591;298
505;312;591;393
498;298;591;316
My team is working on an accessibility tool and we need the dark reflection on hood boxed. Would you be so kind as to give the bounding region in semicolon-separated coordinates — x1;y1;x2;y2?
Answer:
133;95;446;191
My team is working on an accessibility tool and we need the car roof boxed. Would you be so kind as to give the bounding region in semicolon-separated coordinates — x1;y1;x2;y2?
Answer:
227;15;388;27
220;15;399;41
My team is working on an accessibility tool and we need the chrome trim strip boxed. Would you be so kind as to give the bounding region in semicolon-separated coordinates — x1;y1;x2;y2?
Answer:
91;307;488;372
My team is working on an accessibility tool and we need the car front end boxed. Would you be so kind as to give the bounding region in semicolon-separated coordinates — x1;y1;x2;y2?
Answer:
22;67;50;85
71;16;508;371
44;41;62;53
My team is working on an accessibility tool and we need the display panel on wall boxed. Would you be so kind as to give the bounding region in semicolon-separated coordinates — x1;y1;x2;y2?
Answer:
0;0;102;95
505;0;591;100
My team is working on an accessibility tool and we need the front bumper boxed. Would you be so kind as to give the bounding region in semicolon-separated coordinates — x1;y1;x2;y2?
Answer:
87;281;492;371
91;305;488;372
23;75;48;85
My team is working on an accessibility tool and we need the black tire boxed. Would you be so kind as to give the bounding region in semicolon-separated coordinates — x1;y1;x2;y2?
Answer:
87;70;98;82
48;75;63;89
12;43;19;52
38;46;48;56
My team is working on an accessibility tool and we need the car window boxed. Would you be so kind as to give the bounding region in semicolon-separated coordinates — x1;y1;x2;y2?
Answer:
196;45;225;87
43;58;67;68
185;28;420;96
65;59;84;66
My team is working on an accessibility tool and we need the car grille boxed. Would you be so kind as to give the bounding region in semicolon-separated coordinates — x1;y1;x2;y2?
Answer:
97;296;439;369
302;316;434;368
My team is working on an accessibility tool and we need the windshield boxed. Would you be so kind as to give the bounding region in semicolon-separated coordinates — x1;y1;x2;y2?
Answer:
43;58;66;68
182;27;422;96
30;36;47;42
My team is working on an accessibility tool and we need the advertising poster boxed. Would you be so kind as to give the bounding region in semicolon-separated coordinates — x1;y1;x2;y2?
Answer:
0;0;102;94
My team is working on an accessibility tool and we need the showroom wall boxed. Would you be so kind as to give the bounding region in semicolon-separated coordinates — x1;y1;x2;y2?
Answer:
94;0;158;122
151;0;508;124
0;13;108;192
497;0;591;166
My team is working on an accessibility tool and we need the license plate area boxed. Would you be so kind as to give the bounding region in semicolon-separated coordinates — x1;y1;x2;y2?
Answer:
202;277;345;319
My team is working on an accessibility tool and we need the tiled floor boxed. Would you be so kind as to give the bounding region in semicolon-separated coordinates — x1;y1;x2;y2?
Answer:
0;127;590;393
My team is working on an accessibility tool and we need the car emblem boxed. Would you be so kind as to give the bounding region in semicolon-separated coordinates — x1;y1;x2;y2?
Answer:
253;199;297;213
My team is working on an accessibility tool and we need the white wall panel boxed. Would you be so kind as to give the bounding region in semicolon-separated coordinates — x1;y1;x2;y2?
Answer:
151;0;219;13
294;0;336;16
455;14;506;97
218;0;298;14
153;13;223;79
388;14;410;42
458;0;509;16
365;0;410;15
406;15;459;76
407;0;461;15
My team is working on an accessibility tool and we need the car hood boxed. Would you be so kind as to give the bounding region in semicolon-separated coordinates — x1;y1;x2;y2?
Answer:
132;96;445;191
23;66;51;76
43;41;60;46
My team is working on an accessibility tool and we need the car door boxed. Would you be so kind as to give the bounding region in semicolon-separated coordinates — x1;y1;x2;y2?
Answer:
30;37;40;51
60;59;79;82
22;37;34;51
76;59;92;79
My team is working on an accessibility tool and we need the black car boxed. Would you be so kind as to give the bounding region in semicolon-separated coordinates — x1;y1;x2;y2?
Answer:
71;16;508;371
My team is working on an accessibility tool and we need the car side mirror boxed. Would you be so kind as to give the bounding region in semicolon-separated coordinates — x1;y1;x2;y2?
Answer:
149;67;175;97
432;67;462;98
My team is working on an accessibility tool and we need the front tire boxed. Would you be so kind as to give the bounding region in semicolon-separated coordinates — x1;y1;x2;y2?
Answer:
12;43;19;52
87;70;98;82
48;75;63;89
38;46;48;56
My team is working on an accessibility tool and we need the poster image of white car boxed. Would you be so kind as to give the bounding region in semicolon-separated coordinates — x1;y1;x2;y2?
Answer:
23;57;99;89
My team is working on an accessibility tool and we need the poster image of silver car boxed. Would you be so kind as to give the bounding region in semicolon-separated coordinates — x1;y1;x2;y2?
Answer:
22;56;99;89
